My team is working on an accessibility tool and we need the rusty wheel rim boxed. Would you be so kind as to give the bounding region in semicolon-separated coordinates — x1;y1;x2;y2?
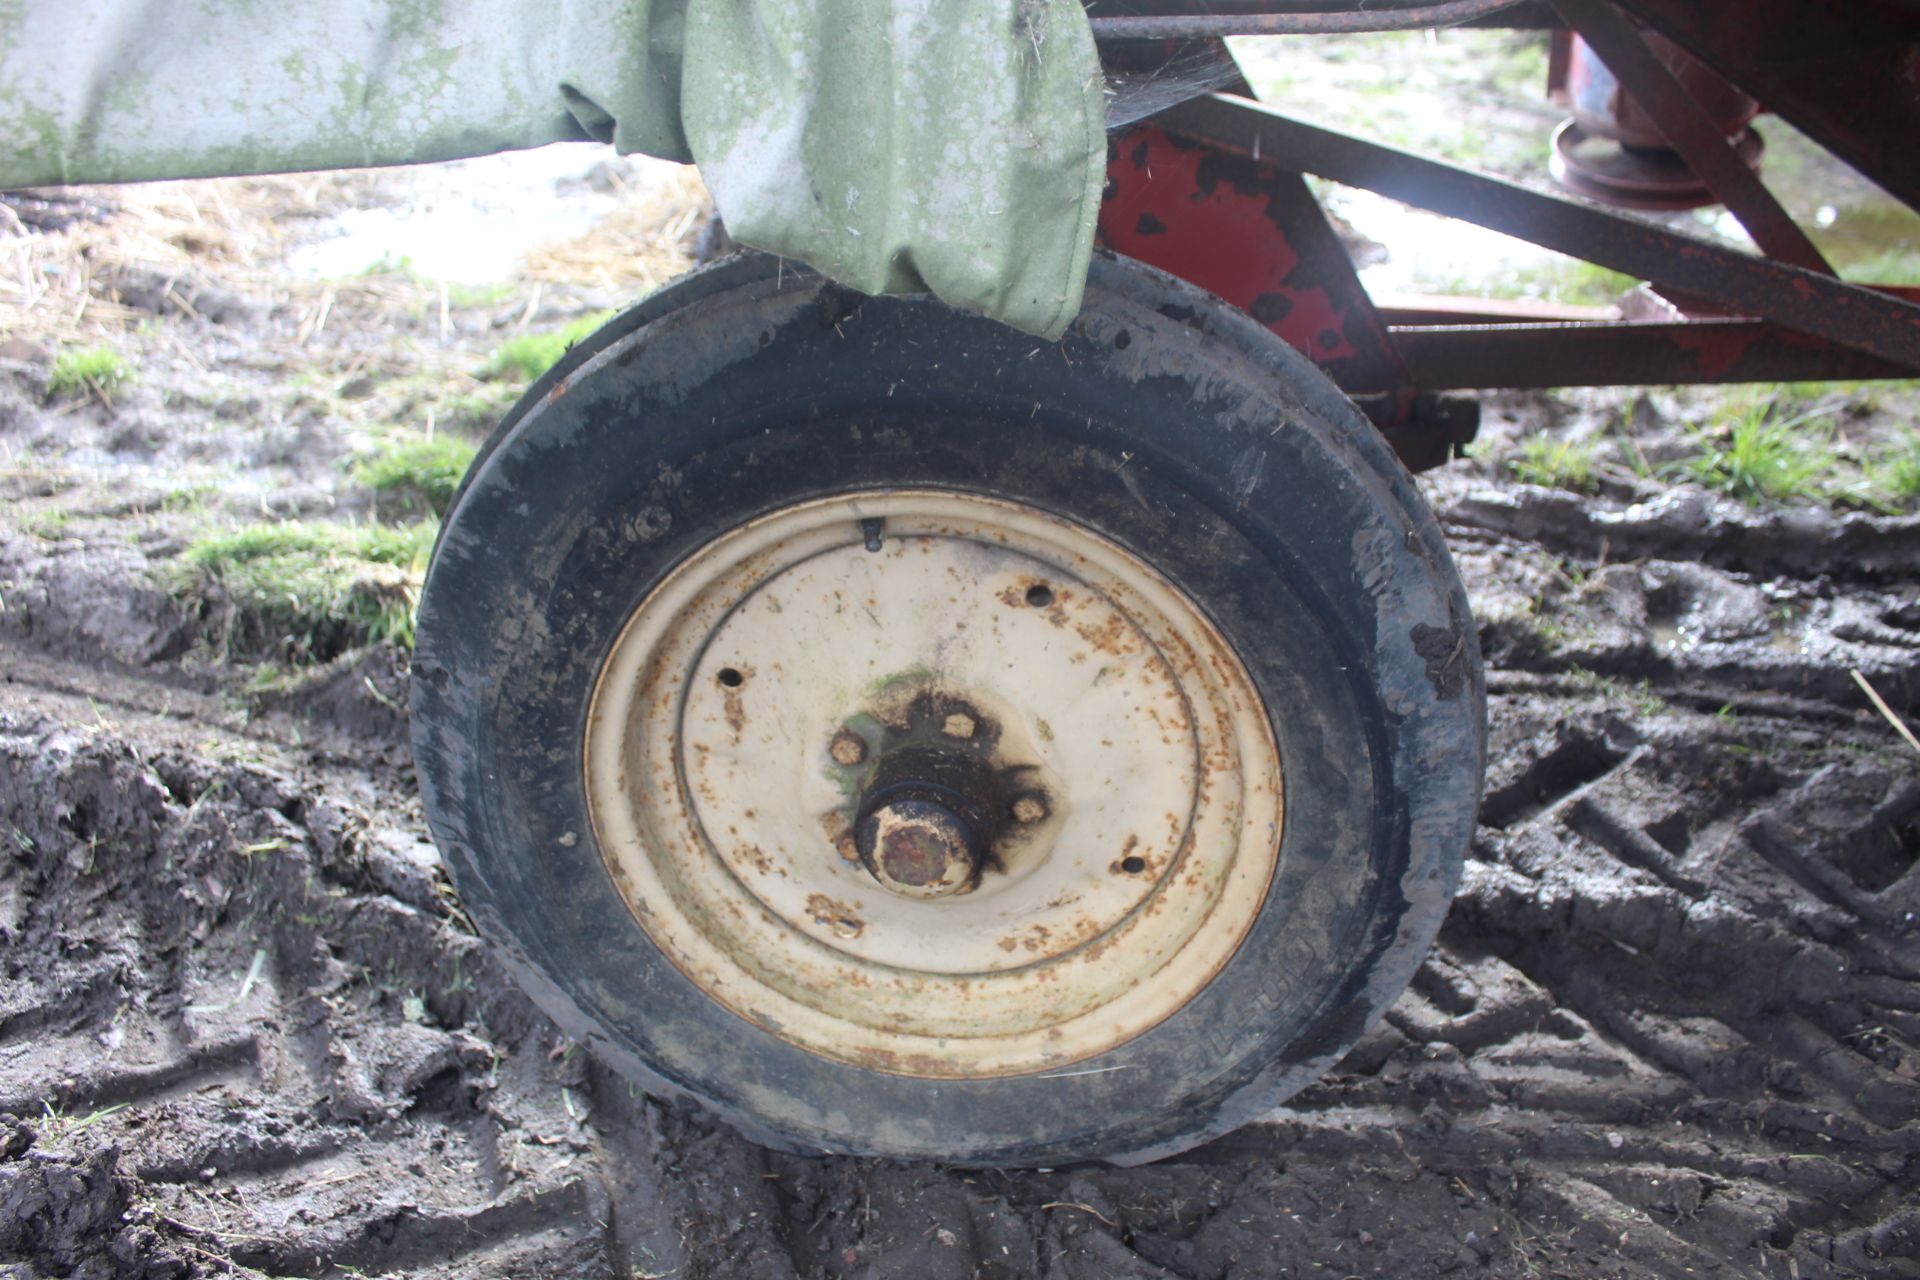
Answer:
584;491;1283;1078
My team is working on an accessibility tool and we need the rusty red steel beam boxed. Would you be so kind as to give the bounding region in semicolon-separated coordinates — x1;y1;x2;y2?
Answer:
1375;294;1620;325
1155;94;1920;373
1550;0;1832;275
1369;320;1920;392
1086;0;1528;38
1610;0;1920;216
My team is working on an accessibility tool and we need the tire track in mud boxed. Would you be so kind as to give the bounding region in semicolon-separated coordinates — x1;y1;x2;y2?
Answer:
1;496;1918;1278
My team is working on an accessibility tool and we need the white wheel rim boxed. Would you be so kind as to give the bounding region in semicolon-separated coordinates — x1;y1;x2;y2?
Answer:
584;490;1284;1078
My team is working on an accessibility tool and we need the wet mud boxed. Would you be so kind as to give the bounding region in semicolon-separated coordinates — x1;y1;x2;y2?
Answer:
3;178;1920;1279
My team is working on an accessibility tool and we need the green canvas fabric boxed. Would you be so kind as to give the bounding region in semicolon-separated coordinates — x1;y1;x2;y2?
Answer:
0;0;1104;337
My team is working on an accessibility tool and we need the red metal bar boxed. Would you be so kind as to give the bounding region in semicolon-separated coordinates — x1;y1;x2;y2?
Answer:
1377;320;1919;392
1088;0;1528;38
1155;94;1920;372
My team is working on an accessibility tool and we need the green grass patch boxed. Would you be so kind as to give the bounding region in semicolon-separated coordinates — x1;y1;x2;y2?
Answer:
48;346;132;400
482;311;613;383
1567;668;1668;717
351;434;478;518
19;509;73;541
1673;397;1834;506
1414;257;1636;307
446;280;517;309
438;382;522;433
173;520;436;660
1509;434;1601;492
1843;247;1920;288
1534;260;1637;306
1868;432;1920;511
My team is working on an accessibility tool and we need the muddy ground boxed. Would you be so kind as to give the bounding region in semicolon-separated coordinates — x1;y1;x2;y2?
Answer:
5;124;1920;1279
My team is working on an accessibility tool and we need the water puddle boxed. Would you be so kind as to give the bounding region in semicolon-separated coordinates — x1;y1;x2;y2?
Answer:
282;144;693;286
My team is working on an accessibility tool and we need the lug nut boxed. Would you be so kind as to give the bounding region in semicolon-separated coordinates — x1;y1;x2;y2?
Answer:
1011;793;1049;825
829;729;868;766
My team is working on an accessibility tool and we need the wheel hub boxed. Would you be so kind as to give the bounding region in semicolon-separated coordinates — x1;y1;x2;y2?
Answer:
858;798;978;897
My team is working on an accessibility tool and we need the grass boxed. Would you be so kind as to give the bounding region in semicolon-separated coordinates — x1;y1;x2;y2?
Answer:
446;280;517;309
48;346;132;400
173;520;436;660
1410;257;1638;307
20;509;74;541
1843;247;1920;288
1528;260;1637;307
351;434;478;518
355;253;518;309
482;311;613;383
37;1099;129;1141
1509;434;1601;492
438;382;522;432
1868;433;1920;510
1673;397;1834;506
1567;668;1668;717
1634;386;1920;513
357;374;520;440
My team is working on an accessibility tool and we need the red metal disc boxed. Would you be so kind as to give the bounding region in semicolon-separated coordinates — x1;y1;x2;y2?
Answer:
1549;118;1765;213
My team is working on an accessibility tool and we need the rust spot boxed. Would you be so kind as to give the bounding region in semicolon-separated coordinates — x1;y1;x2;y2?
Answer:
804;893;865;939
1073;613;1134;656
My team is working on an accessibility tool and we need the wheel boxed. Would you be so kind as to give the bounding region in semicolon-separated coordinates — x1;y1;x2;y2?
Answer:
411;253;1484;1166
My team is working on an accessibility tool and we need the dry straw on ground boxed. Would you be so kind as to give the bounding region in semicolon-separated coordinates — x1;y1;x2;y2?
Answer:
520;161;710;294
2;160;709;352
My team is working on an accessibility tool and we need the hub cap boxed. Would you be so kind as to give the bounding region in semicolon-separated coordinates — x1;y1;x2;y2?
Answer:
584;491;1283;1078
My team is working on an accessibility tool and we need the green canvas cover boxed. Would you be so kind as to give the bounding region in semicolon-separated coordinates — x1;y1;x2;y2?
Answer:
0;0;1105;337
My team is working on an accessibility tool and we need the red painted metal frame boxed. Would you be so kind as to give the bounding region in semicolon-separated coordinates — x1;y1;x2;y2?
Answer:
1100;127;1412;397
1095;1;1920;467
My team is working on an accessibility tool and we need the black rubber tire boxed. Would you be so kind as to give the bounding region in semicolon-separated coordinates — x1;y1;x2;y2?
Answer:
412;253;1485;1167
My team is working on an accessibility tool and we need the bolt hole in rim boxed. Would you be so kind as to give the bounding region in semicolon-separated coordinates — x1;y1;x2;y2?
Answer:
584;490;1283;1079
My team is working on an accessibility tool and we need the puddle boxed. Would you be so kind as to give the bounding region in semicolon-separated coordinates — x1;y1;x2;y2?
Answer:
282;144;694;286
1648;618;1688;654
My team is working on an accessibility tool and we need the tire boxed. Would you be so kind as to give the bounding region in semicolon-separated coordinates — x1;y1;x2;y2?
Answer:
411;252;1484;1166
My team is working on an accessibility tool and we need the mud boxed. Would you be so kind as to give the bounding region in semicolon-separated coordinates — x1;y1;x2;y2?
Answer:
4;161;1920;1279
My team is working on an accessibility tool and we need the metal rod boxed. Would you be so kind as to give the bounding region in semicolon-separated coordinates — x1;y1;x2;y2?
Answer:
1157;94;1920;371
1374;321;1916;391
1552;0;1832;275
1089;0;1527;38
